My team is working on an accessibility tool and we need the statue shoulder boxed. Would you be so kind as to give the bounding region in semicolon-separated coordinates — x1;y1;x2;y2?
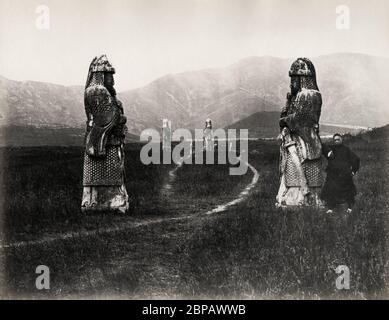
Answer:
297;89;322;103
85;85;111;102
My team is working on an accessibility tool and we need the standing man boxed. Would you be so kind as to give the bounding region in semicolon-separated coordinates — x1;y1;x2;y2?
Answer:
81;55;129;213
321;134;360;213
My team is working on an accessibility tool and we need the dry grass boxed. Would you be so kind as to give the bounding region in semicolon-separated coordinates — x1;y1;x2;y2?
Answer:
0;135;387;299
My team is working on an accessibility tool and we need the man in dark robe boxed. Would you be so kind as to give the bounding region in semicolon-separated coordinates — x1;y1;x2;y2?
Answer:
321;134;360;213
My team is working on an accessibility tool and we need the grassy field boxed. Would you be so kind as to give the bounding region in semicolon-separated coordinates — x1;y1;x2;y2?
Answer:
182;137;389;299
0;134;388;299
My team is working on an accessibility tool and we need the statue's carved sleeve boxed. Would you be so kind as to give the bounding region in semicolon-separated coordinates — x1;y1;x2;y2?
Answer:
108;98;127;144
282;90;322;160
84;86;120;158
283;91;322;132
279;93;291;129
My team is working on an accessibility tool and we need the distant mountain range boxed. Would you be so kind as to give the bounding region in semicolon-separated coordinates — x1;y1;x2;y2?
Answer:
1;53;389;146
119;53;389;131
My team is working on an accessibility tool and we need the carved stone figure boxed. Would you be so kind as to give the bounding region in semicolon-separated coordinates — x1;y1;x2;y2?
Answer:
81;55;129;213
204;118;213;151
276;58;323;207
162;118;172;152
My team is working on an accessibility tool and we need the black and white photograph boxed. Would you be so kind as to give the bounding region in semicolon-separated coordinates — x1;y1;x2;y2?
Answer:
0;0;388;304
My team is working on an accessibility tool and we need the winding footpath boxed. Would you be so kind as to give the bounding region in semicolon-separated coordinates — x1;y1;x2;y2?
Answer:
205;158;259;215
0;157;259;250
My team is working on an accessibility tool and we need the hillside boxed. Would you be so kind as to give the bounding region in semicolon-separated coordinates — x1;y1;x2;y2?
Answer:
227;111;365;139
119;53;389;130
1;53;389;143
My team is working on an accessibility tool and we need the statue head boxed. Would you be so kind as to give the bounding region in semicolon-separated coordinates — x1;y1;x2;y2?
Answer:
85;55;116;95
289;58;319;95
104;72;115;89
162;118;171;129
205;118;212;129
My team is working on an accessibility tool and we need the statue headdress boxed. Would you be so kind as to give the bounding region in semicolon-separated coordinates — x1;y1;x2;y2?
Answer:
162;118;171;128
289;58;319;91
85;55;115;89
91;54;115;73
205;118;212;129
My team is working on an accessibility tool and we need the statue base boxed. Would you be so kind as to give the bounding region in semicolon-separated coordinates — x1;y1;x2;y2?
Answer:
81;185;129;213
276;175;324;207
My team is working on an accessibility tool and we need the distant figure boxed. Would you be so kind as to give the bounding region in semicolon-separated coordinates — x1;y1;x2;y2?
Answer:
162;118;172;152
204;118;214;151
81;55;129;213
276;58;323;207
321;134;360;213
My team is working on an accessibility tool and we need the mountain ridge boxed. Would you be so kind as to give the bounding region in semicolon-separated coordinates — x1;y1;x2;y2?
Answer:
226;111;367;139
1;53;389;136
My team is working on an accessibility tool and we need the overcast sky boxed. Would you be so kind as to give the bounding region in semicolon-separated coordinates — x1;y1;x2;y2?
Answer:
1;0;388;91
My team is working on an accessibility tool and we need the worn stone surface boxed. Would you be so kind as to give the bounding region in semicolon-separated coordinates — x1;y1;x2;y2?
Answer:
81;55;129;213
277;58;323;207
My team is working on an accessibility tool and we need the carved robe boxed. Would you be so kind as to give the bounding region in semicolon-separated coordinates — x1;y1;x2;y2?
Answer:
277;89;323;207
81;82;129;213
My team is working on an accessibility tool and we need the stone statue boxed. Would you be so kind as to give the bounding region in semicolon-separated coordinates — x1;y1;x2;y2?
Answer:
162;118;172;152
81;55;129;213
276;58;323;207
204;118;214;151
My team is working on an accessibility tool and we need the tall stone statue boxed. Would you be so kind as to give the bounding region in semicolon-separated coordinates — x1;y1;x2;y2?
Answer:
81;55;129;213
276;58;323;207
204;118;214;151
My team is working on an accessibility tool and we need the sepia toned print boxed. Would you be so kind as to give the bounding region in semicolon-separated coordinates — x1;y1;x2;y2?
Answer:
0;0;388;301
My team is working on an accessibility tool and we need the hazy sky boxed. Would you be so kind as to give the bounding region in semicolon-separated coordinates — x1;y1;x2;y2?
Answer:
1;0;388;91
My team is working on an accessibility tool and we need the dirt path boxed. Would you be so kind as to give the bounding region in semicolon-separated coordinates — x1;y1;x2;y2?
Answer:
205;158;259;215
0;157;259;250
160;157;186;197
